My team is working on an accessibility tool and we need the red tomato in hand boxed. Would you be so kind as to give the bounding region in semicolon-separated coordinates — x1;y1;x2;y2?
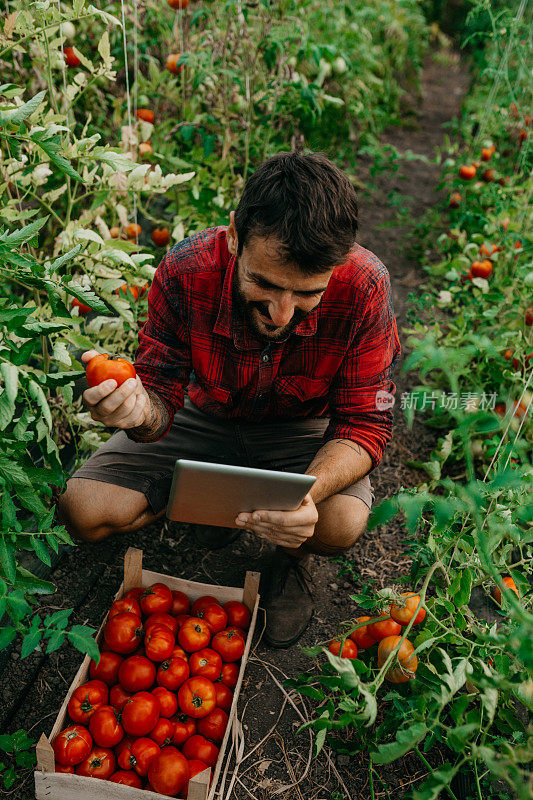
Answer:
223;600;251;630
109;771;143;787
75;747;115;779
178;677;216;719
109;684;132;711
152;686;178;718
214;682;233;712
150;718;175;747
145;612;179;637
53;725;93;766
172;714;196;746
178;618;211;653
122;691;160;736
145;624;175;662
328;638;358;659
140;583;173;616
191;595;219;615
197;707;228;744
89;651;124;686
211;629;245;662
148;746;188;797
89;705;123;748
367;613;402;641
182;734;219;767
85;354;136;389
68;680;108;724
104;612;143;654
119;655;156;692
189;648;222;681
390;593;426;626
197;603;228;634
220;663;239;688
157;656;190;690
109;597;142;620
349;617;377;649
171;590;190;616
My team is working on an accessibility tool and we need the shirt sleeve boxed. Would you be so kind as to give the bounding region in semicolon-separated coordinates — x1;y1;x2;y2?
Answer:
132;251;192;440
323;271;401;471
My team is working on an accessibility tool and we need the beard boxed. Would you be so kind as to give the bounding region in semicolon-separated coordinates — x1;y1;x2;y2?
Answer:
231;258;313;343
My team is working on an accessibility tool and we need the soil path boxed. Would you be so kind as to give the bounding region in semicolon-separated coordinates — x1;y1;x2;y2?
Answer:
3;49;469;800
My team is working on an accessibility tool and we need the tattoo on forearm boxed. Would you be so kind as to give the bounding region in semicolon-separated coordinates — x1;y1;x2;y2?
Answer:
331;440;363;456
125;390;170;443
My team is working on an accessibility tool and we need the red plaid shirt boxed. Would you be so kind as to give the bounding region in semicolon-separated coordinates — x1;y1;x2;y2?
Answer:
134;226;401;470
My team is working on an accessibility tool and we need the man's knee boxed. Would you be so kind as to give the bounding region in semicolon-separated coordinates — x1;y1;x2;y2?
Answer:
304;494;370;555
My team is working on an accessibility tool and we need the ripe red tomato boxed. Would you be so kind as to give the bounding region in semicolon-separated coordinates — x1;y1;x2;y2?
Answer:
167;0;189;8
197;603;228;634
109;684;132;711
328;638;358;659
185;759;212;791
70;298;92;315
214;682;233;712
171;645;188;660
481;147;493;161
126;223;142;240
175;614;190;629
152;228;170;247
136;108;154;123
140;583;173;615
178;618;211;653
197;707;228;744
459;164;476;180
377;636;418;683
109;597;142;620
63;46;80;67
131;738;161;777
119;655;156;692
223;600;251;630
189;648;222;681
166;53;184;74
148;746;189;797
157;656;190;690
85;354;136;390
68;680;108;724
145;624;175;662
493;575;520;605
390;593;426;626
183;734;219;767
75;747;116;779
448;192;462;208
104;612;143;654
211;629;245;662
171;590;190;616
225;625;247;639
220;662;239;688
109;770;143;787
89;651;123;686
145;612;179;637
178;677;216;719
349;617;376;649
88;705;123;748
152;686;178;718
150;718;175;747
191;595;219;615
53;725;93;766
525;307;533;326
172;714;196;746
55;763;75;773
122;691;160;736
367;613;402;641
124;587;144;603
482;168;495;182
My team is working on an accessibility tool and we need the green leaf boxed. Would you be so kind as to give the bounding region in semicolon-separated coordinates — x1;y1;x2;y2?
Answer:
368;496;399;530
0;216;48;247
45;629;66;654
2;764;15;789
12;567;55;596
67;625;99;661
29;129;83;182
0;90;46;126
62;280;109;315
454;569;472;608
447;723;478;753
399;493;429;533
43;608;73;629
371;722;427;764
20;627;42;658
0;627;16;652
0;537;16;583
31;536;51;567
6;590;32;623
412;763;460;800
0;734;14;752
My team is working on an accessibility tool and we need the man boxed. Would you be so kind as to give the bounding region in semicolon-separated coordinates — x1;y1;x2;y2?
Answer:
58;151;401;648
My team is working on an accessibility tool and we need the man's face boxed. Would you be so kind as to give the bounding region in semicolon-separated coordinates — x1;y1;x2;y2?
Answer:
231;235;334;343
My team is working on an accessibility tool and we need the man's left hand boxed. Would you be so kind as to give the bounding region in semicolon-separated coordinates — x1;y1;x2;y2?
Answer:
235;493;318;549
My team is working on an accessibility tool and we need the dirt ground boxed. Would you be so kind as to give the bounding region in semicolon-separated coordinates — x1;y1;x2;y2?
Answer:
2;49;471;800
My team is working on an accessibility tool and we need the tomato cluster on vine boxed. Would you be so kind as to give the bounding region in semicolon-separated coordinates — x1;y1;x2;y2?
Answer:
52;583;251;796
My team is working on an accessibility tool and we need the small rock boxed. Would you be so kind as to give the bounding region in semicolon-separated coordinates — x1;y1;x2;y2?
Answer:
329;583;339;591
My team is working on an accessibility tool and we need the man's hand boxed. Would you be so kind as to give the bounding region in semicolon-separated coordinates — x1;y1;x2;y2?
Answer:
234;493;318;549
81;350;152;430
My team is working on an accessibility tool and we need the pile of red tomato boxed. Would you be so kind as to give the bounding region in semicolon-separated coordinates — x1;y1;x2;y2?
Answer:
52;583;251;797
327;592;426;684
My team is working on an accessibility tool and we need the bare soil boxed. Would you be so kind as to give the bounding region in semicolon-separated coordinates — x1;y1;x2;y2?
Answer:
2;49;470;800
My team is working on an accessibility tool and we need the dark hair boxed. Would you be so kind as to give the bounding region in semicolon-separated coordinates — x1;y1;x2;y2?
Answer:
234;151;358;275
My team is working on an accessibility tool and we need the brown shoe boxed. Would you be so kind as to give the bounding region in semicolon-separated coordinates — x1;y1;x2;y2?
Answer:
192;525;240;550
263;547;314;648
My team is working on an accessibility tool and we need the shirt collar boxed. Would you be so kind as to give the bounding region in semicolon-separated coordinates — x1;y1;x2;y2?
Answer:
213;250;319;351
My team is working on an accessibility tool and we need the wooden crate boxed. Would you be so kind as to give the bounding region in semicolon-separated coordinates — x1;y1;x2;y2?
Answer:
35;547;260;800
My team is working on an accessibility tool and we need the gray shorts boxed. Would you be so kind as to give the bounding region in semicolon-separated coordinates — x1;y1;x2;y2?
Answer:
70;395;375;515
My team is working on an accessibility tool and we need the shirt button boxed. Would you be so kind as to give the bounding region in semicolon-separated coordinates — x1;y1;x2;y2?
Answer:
262;354;269;363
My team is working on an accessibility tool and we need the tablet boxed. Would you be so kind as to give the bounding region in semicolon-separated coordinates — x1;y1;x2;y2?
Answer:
166;458;316;528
